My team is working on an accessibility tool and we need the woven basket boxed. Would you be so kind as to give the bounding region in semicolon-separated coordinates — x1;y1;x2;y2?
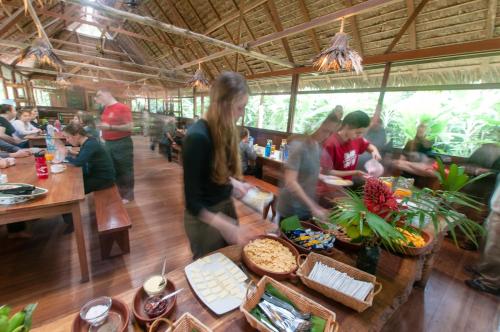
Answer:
296;253;382;313
240;276;339;332
148;313;212;332
392;227;434;256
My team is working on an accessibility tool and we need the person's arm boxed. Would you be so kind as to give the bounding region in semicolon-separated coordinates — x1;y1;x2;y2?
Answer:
366;143;382;161
8;149;31;158
99;122;133;131
245;144;257;161
66;141;97;167
0;137;20;152
12;121;39;137
284;168;327;219
0;127;21;145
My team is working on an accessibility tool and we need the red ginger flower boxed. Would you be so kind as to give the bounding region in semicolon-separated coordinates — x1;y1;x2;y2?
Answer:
364;177;399;219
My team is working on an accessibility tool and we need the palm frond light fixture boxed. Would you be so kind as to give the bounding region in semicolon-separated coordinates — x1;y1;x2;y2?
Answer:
14;38;65;71
55;73;71;88
312;18;363;74
186;63;209;89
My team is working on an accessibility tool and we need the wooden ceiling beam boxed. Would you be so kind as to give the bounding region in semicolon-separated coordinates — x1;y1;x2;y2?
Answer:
61;0;295;68
247;0;400;48
38;8;184;50
0;7;24;37
49;38;127;56
344;0;364;55
385;0;429;54
25;0;52;46
204;0;268;35
405;0;417;49
265;0;295;63
245;38;500;79
297;0;321;53
486;0;498;39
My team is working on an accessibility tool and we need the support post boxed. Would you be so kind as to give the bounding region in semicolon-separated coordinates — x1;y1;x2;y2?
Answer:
374;62;392;125
287;74;299;133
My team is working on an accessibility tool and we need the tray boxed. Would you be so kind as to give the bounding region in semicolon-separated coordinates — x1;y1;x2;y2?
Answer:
297;252;382;313
133;279;177;328
240;276;339;332
242;235;300;281
72;298;129;332
184;252;248;315
0;183;48;205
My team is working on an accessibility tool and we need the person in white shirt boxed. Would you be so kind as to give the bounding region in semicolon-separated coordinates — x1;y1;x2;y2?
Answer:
12;109;41;139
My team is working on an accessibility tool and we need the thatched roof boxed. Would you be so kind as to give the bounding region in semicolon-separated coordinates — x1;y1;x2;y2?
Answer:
0;0;498;95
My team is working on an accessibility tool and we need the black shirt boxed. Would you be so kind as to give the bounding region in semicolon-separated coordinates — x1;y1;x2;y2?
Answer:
0;116;15;136
183;119;232;216
67;138;115;182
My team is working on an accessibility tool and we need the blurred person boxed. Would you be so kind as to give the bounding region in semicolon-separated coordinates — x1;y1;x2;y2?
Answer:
12;109;41;139
149;113;165;151
278;112;341;221
71;112;83;126
161;112;177;162
0;149;30;159
0;102;28;148
321;110;381;180
333;105;344;121
239;127;257;175
465;175;500;296
60;124;115;194
403;122;433;157
183;72;262;259
81;113;100;140
30;108;41;129
95;88;134;203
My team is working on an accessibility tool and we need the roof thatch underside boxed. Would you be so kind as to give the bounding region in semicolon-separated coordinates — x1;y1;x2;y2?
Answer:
0;0;499;95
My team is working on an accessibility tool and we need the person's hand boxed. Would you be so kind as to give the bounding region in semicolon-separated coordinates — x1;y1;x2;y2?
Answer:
371;150;382;161
10;149;31;158
0;159;7;169
97;122;111;130
234;225;263;245
311;206;329;221
354;170;368;177
231;178;253;199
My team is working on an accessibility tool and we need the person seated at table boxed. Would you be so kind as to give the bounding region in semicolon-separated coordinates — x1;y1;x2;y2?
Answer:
59;124;115;194
278;112;341;221
160;112;177;162
239;128;257;175
12;109;41;140
183;71;261;259
81;113;100;140
30;108;41;129
0;102;28;148
403;122;433;157
321;110;381;180
0;149;31;159
333;105;343;121
70;112;83;126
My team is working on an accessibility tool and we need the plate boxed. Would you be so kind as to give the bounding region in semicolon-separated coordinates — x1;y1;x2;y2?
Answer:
72;298;129;332
184;253;248;315
322;176;353;187
0;183;48;205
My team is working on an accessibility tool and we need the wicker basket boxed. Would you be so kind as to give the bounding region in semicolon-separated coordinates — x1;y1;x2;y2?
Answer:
296;253;382;313
148;313;212;332
240;276;339;332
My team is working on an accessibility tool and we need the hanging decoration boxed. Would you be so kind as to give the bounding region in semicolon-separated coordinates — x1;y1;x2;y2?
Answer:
186;63;209;89
312;18;363;74
55;73;71;88
13;38;65;71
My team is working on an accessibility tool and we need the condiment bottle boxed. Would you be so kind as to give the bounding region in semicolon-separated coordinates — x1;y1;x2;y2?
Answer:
35;151;49;179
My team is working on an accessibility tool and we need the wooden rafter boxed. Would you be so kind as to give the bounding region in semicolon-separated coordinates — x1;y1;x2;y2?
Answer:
297;0;321;53
203;0;268;35
385;0;429;54
25;0;51;44
245;38;500;80
0;7;24;37
61;0;296;68
265;0;294;63
405;0;417;49
486;0;498;39
344;0;364;56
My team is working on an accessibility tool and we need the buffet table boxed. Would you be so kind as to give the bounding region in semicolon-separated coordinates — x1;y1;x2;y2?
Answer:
34;242;432;332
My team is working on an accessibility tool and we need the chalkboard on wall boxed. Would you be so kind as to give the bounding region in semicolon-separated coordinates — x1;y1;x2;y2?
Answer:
66;87;85;110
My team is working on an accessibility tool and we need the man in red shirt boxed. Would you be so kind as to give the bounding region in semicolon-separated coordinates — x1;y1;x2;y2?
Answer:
321;110;381;180
95;89;134;203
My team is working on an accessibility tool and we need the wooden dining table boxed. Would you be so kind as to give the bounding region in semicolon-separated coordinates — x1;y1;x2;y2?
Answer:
0;156;89;281
34;242;430;332
25;134;67;148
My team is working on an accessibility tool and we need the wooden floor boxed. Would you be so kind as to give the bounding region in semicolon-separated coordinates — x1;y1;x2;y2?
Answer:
0;137;498;332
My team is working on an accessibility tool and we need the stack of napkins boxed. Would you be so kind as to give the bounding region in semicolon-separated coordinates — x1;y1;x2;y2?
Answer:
308;262;374;302
241;188;273;213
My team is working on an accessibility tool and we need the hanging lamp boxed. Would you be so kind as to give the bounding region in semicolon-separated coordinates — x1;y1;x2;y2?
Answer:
312;18;363;74
13;38;65;71
186;63;209;89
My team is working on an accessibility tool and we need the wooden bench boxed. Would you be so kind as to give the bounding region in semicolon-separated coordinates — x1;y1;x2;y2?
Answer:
243;175;279;221
94;185;132;259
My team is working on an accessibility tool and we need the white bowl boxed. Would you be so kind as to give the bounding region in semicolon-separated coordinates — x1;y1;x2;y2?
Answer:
79;296;112;327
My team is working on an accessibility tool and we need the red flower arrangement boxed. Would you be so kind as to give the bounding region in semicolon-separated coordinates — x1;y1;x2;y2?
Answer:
363;177;399;219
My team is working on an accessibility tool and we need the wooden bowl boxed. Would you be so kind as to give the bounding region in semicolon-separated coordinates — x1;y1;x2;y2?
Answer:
242;235;300;281
133;279;177;328
280;221;335;256
72;298;129;332
393;227;434;256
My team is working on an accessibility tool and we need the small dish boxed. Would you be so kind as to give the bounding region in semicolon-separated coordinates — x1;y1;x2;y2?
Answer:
133;279;177;328
80;297;112;327
72;297;129;332
50;164;66;174
143;275;167;297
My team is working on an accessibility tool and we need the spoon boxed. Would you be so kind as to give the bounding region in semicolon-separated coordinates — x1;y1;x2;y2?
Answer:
158;256;167;287
147;288;184;311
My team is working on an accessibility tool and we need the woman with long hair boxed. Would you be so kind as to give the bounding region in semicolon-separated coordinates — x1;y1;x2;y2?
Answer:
183;72;261;259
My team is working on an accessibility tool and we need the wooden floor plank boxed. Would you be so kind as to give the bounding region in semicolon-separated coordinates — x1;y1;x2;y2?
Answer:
1;137;498;331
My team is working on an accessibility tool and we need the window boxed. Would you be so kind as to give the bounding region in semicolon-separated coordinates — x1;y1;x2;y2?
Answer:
0;79;5;101
33;88;51;106
244;95;290;132
181;98;194;118
293;92;379;134
67;0;113;39
382;90;500;157
131;98;147;112
149;99;165;113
